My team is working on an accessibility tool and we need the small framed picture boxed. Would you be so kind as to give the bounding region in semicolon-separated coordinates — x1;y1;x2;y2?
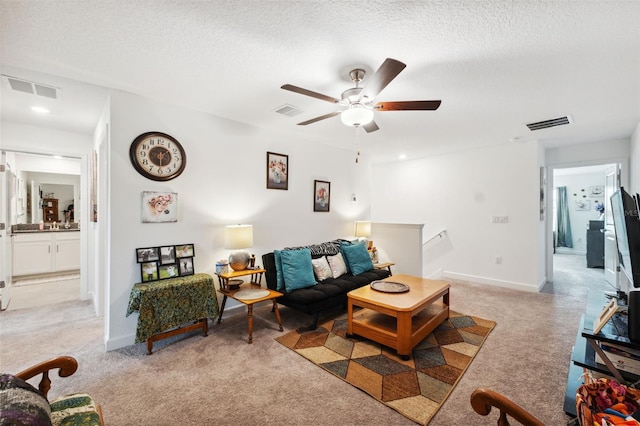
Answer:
267;152;288;190
142;191;178;223
136;247;159;263
158;263;179;279
175;244;194;258
313;180;331;212
178;257;195;276
140;261;159;282
160;246;176;265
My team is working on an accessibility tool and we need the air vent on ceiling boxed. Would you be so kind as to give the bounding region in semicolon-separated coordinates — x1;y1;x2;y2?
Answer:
2;75;59;99
274;104;303;117
526;115;573;131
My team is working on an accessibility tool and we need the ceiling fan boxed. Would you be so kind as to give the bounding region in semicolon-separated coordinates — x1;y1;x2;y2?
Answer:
281;58;441;133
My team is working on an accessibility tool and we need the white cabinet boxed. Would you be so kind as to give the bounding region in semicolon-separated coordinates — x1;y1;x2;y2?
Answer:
12;232;80;277
54;233;81;272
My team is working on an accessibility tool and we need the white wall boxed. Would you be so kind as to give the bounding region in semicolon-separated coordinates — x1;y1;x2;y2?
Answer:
372;140;541;291
105;90;373;350
554;171;606;254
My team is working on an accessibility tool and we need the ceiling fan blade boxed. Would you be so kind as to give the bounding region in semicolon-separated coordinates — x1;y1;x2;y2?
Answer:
281;84;339;104
297;111;339;125
360;58;406;101
375;100;442;111
362;120;379;133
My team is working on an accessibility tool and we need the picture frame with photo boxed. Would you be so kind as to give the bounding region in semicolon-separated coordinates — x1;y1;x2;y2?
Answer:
140;261;159;282
136;247;160;263
313;180;330;212
175;244;194;258
178;257;195;276
142;191;178;223
160;246;176;265
266;152;288;190
158;263;179;279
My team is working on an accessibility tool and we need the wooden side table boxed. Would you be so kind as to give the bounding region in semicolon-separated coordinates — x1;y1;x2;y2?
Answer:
215;267;266;291
215;267;283;343
374;262;395;275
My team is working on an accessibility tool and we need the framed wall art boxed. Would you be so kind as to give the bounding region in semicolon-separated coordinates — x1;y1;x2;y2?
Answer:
267;152;288;190
142;191;178;223
159;246;176;264
141;261;159;282
313;180;331;212
178;257;194;276
136;247;160;263
158;263;179;279
176;244;194;258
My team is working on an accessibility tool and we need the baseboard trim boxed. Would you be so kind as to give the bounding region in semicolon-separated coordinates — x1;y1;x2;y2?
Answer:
442;271;539;292
105;334;135;351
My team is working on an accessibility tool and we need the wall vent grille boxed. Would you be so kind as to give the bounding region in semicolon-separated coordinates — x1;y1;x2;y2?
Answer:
2;75;59;99
274;104;303;117
526;115;572;131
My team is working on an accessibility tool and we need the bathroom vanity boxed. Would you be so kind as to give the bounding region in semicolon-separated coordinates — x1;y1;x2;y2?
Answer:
11;228;80;277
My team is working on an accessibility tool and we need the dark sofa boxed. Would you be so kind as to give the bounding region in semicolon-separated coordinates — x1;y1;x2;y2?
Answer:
262;240;391;330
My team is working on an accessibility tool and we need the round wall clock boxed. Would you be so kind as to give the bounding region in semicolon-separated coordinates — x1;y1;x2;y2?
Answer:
129;132;186;181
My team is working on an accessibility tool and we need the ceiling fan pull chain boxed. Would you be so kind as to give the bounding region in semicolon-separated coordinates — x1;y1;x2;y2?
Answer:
355;126;361;163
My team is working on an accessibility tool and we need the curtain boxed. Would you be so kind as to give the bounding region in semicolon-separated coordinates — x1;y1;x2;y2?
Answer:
556;186;573;248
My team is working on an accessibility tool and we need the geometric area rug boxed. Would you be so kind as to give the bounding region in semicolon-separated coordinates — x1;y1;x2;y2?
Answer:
276;311;496;425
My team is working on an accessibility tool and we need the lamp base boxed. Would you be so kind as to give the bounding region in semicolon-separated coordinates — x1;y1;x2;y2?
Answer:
229;250;250;271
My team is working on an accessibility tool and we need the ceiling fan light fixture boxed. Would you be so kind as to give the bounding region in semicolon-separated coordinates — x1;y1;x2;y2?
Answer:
341;103;374;127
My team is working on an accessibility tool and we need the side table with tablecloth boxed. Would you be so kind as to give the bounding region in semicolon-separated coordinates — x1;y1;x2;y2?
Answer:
126;273;219;354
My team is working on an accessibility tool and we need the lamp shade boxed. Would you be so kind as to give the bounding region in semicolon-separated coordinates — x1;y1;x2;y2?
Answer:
354;221;372;238
224;224;253;249
341;104;374;127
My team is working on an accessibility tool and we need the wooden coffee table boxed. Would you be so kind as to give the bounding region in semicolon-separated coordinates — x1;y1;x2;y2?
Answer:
347;274;450;359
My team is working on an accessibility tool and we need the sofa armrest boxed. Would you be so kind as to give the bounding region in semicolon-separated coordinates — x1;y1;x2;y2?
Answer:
16;355;78;398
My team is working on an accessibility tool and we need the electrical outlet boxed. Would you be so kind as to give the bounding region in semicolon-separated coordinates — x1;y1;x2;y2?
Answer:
495;256;502;264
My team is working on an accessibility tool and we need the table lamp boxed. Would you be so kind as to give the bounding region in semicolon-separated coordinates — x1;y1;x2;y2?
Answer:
354;220;372;249
225;224;253;271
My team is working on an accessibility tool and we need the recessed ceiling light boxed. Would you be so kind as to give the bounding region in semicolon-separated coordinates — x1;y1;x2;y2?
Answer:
31;106;50;114
398;153;407;160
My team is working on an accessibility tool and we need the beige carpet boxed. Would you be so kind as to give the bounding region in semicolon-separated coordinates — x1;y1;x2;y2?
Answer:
276;311;495;425
0;258;605;425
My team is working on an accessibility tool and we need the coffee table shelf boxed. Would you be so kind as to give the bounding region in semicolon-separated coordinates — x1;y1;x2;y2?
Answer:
352;302;448;354
348;275;450;359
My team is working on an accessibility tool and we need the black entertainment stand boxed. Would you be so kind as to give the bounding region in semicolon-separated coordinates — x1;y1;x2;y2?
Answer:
565;291;640;416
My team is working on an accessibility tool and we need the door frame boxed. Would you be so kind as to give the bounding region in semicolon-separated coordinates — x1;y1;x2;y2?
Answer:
546;158;629;285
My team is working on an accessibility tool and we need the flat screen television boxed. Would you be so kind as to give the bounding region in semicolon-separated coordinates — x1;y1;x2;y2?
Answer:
610;187;640;288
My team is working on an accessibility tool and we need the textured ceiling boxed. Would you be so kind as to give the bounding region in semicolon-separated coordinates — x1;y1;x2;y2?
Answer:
1;1;639;163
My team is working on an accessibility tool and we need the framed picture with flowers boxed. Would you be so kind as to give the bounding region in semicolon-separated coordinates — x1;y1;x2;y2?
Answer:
266;152;288;190
313;180;330;212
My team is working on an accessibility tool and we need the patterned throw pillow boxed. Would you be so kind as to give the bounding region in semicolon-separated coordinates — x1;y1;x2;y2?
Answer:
311;256;333;281
0;373;52;426
326;252;347;278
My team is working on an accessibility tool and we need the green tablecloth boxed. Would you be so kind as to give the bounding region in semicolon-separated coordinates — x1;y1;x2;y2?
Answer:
127;273;219;343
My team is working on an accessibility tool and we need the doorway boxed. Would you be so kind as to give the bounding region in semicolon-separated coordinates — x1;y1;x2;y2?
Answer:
0;150;84;311
548;163;619;295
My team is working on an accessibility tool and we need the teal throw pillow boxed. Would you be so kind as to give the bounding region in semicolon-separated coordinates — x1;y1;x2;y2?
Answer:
341;242;374;276
280;248;317;292
274;250;285;291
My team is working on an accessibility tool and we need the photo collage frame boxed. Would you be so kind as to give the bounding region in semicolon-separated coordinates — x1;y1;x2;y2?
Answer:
136;243;195;282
